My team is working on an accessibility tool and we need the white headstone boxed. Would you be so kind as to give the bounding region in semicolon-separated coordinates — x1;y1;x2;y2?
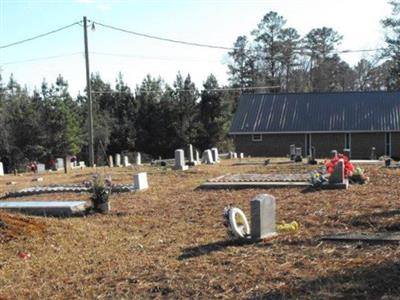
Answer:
0;162;4;176
55;158;64;170
202;149;214;164
133;172;148;190
233;152;238;159
115;154;121;167
108;155;114;168
123;155;131;167
174;149;188;170
239;152;244;159
188;144;195;163
250;194;277;240
136;152;142;165
195;150;201;165
211;147;219;163
37;163;46;174
79;161;86;168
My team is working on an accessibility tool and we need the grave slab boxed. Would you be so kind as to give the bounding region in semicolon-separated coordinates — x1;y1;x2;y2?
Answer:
0;201;87;217
321;231;400;242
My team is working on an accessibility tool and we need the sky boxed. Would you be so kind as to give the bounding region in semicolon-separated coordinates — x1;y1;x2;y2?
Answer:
0;0;393;96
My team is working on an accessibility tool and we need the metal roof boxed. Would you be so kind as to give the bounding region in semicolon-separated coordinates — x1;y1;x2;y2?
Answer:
229;91;400;134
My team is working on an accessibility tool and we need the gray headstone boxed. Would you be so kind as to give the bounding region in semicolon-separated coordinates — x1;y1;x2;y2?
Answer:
108;155;114;168
37;163;46;174
370;147;376;160
329;159;345;184
294;147;302;162
174;149;188;170
290;144;296;160
310;147;316;160
250;194;277;239
115;154;121;167
211;147;219;163
0;162;4;176
202;149;214;164
331;150;338;158
136;152;142;165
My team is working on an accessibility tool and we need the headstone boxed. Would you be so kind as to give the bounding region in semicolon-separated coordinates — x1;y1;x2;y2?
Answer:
228;152;234;159
239;152;244;159
211;147;219;163
115;154;121;167
79;161;85;168
331;150;338;159
233;152;238;159
174;149;188;170
123;155;131;167
343;148;351;159
250;194;277;240
294;147;302;162
329;159;345;184
136;152;142;165
202;149;215;164
0;162;4;176
55;158;64;170
188;144;195;164
133;172;148;190
108;155;114;168
370;147;376;160
37;163;45;174
195;150;201;165
385;158;392;167
290;144;296;160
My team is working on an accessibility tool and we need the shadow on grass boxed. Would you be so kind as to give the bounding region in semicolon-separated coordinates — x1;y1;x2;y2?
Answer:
178;239;264;260
250;260;400;300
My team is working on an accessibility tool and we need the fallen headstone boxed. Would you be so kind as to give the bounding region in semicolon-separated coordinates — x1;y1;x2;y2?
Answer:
0;201;87;217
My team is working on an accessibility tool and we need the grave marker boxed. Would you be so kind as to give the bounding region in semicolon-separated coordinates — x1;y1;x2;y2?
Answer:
294;147;302;162
115;154;121;167
290;144;296;160
133;172;148;190
370;147;377;160
0;162;3;176
343;148;351;159
108;155;114;168
239;152;244;159
174;149;188;170
329;159;345;184
211;147;219;163
123;155;131;167
55;158;64;170
202;149;215;164
37;163;46;174
136;152;142;165
250;194;277;240
195;150;201;165
331;150;338;158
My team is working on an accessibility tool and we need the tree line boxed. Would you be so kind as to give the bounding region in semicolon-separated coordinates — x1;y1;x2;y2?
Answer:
0;2;399;171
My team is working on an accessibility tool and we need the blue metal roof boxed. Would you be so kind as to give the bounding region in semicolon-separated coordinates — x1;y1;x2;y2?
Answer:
229;91;400;133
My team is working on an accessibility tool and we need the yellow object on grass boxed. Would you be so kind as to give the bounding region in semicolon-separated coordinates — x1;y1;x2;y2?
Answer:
276;221;299;233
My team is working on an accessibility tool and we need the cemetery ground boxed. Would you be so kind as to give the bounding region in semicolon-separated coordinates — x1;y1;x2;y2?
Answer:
0;159;400;299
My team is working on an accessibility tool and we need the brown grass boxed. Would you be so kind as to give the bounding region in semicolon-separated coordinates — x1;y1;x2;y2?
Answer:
0;159;399;299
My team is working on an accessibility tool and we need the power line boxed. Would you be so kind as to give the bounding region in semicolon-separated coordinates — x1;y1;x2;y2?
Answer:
0;22;80;49
92;20;234;51
0;52;83;66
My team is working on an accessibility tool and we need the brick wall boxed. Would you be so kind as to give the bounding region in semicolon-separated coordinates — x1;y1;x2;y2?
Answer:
233;132;398;159
311;133;345;158
233;134;305;157
351;133;385;159
391;133;400;159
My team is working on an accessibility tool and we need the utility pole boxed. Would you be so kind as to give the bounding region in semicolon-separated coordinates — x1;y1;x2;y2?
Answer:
83;16;94;167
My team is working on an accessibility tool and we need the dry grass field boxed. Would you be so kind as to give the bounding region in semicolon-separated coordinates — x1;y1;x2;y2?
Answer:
0;159;400;299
